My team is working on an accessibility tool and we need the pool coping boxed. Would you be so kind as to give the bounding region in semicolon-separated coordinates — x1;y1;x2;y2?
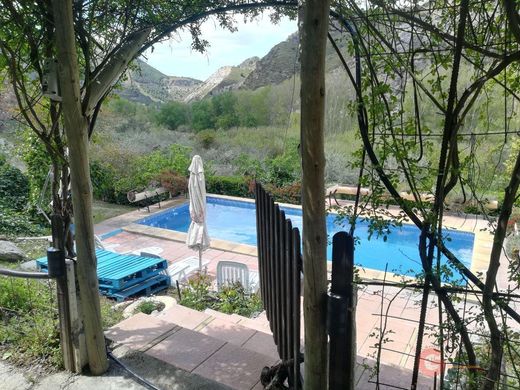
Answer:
121;193;492;284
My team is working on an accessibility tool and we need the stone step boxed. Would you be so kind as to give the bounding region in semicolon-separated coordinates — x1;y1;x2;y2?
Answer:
106;311;279;390
159;304;279;360
203;308;243;323
203;308;272;334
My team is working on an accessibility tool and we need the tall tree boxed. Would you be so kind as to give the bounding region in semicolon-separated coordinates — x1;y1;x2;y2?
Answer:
332;0;520;386
1;0;298;374
300;0;331;388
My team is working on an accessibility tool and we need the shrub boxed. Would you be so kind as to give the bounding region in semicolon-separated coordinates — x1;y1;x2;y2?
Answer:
214;282;263;317
0;205;45;237
90;160;117;202
133;300;166;315
265;141;301;187
18;129;52;205
264;182;302;205
159;170;188;196
192;99;215;131
92;143;191;205
179;273;262;318
178;273;213;311
0;163;29;211
196;129;217;149
100;296;125;329
206;175;252;198
0;277;61;368
156;101;189;130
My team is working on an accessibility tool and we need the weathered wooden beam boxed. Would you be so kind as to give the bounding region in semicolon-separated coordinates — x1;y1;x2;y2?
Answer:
52;0;108;375
300;0;331;388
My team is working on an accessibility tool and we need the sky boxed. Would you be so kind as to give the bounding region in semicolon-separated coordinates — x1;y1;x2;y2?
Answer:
143;15;297;81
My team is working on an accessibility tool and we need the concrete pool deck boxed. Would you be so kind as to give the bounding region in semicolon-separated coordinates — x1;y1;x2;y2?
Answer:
94;194;515;388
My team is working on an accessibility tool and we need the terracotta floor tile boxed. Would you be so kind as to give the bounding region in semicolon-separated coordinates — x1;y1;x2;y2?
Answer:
146;328;226;372
105;313;177;350
199;318;256;346
240;331;278;360
157;304;211;329
192;343;278;390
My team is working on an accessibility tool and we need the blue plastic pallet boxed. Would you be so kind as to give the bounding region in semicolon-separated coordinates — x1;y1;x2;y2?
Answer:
36;249;168;292
102;274;171;302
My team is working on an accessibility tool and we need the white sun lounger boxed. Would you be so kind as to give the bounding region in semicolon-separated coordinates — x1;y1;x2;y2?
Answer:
167;256;209;284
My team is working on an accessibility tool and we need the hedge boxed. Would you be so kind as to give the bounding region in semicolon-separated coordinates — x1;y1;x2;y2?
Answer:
206;176;252;198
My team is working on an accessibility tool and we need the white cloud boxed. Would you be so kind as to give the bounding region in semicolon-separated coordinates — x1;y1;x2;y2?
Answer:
143;15;297;81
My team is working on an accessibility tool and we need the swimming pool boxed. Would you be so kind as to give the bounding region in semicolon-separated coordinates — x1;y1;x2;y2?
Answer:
138;196;474;278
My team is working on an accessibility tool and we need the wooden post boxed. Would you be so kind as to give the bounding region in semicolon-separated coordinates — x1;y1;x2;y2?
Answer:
300;0;331;388
328;232;356;389
51;0;108;375
66;259;88;373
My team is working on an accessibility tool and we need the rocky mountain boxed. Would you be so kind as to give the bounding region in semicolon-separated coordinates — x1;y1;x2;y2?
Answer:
243;33;299;90
183;57;258;102
118;60;202;104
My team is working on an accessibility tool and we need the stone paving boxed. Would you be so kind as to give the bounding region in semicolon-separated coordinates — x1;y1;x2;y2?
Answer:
94;195;519;389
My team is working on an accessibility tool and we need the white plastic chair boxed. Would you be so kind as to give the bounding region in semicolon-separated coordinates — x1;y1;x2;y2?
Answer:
216;261;258;293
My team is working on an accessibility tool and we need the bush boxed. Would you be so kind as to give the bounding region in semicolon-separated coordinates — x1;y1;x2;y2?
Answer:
196;129;217;149
0;205;45;237
92;144;191;205
100;296;125;329
179;273;263;318
159;170;188;196
0;163;29;211
156;101;189;130
133;300;165;315
192;99;215;131
264;182;302;205
0;277;61;368
206;175;252;198
90;160;117;202
265;141;301;187
18;129;52;205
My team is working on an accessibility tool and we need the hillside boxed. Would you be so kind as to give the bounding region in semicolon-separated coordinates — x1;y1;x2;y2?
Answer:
183;57;258;102
118;60;202;104
243;33;299;90
115;29;353;103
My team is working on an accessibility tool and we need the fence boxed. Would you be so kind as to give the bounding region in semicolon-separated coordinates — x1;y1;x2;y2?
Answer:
255;183;303;389
255;183;358;389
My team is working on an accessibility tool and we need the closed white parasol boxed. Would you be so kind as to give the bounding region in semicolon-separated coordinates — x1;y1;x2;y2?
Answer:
186;155;210;271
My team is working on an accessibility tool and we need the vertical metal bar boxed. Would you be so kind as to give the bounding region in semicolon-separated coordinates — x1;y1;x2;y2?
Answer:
259;185;267;305
267;194;276;329
279;210;287;360
273;205;281;353
284;219;293;363
292;227;302;389
255;184;263;300
328;231;355;390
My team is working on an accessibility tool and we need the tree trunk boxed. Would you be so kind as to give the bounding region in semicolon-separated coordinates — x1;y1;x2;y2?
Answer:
300;1;331;388
51;0;108;375
481;150;520;389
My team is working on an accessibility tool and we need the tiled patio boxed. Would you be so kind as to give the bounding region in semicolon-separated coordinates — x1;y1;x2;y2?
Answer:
96;195;518;389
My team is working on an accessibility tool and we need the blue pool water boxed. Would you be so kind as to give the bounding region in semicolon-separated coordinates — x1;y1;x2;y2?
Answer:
138;197;474;278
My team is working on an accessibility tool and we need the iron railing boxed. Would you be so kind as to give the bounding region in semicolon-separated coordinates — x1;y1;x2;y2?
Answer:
255;183;303;389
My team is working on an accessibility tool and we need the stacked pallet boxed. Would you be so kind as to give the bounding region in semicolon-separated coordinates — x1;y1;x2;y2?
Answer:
37;249;170;302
